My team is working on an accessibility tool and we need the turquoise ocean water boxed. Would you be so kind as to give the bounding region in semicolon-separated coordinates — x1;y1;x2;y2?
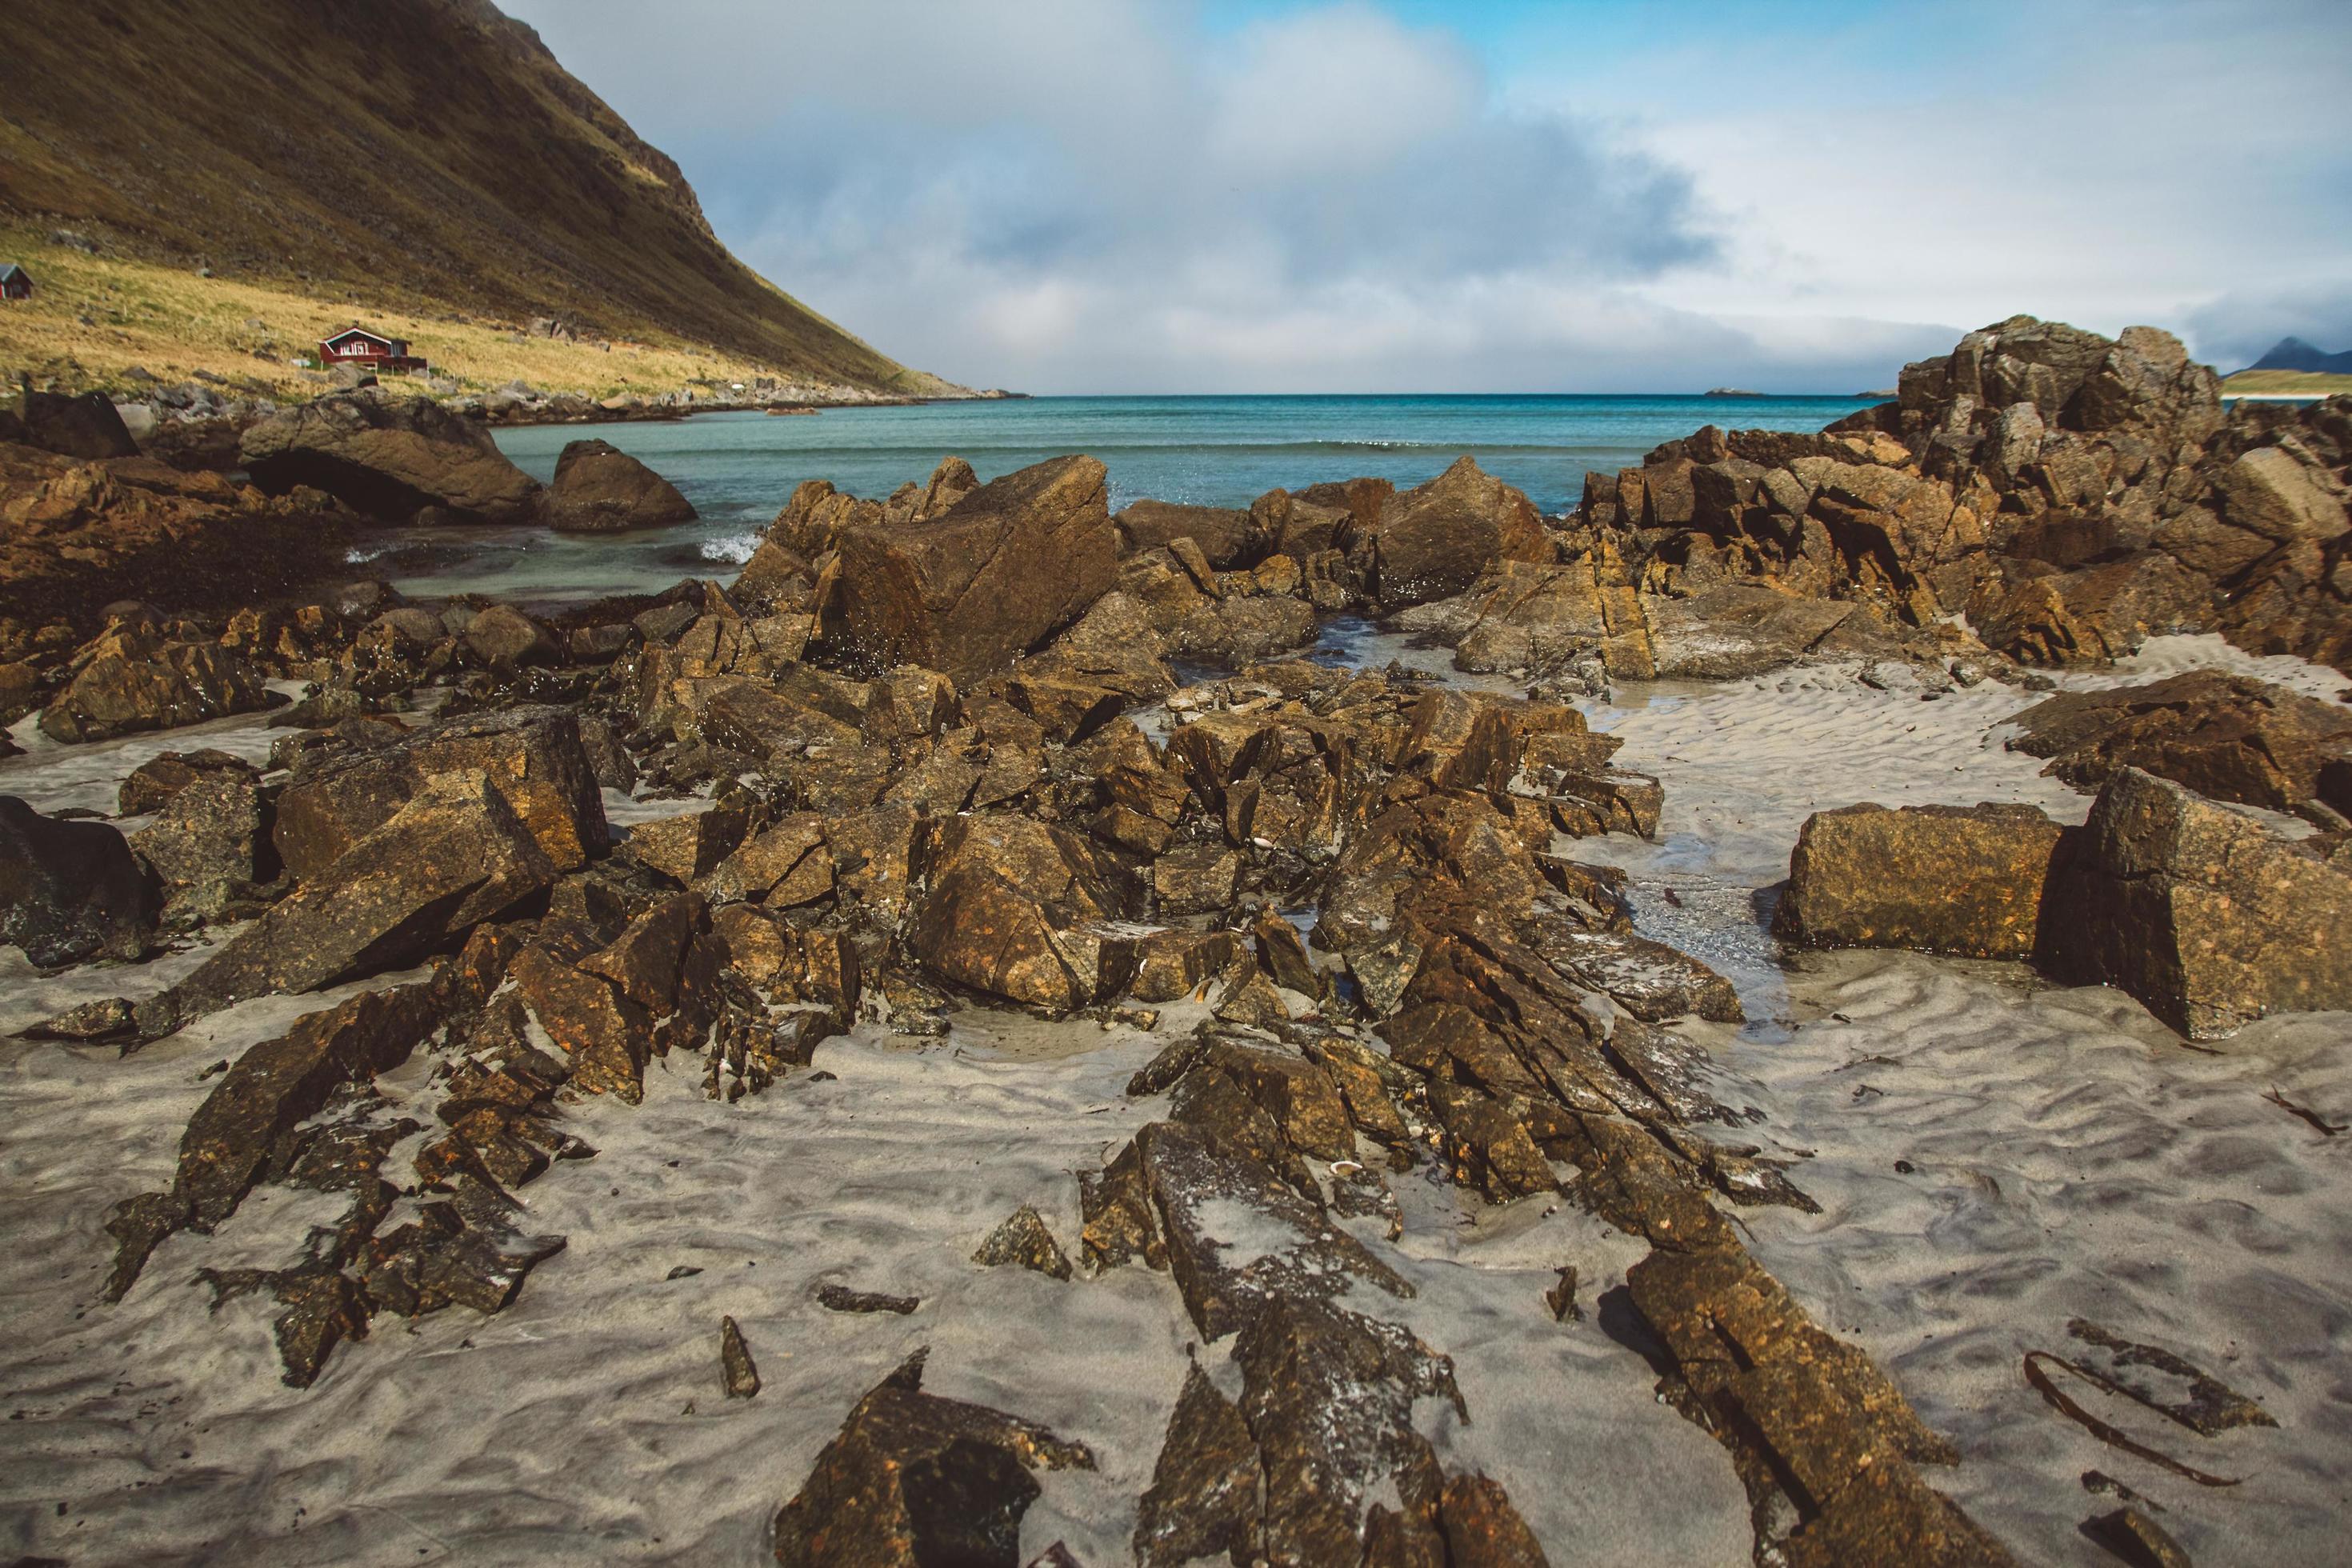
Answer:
382;393;1879;602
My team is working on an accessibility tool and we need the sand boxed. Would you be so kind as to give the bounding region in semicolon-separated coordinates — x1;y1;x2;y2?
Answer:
2;634;2348;1565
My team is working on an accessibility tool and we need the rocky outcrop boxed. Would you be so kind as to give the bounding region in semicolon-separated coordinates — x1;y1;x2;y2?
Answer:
904;813;1140;1014
0;797;155;966
2007;670;2352;818
270;706;609;881
543;438;697;532
38;614;278;742
239;393;542;522
145;770;558;1034
1774;802;2070;959
830;455;1119;681
1558;318;2352;675
0;443;355;646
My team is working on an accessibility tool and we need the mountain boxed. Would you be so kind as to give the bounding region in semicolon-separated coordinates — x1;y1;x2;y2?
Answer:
2242;337;2352;376
0;0;950;396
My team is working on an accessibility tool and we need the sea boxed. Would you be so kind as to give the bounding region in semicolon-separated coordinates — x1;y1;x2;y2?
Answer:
371;393;1882;604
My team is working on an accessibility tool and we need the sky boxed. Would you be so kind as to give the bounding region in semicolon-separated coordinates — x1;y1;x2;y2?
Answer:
502;0;2352;394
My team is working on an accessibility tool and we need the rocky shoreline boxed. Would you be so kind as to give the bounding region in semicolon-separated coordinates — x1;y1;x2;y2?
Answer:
2;317;2348;1565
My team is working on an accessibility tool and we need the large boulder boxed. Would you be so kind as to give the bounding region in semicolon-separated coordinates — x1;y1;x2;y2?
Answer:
904;813;1140;1013
543;438;697;533
239;394;541;522
2007;671;2352;815
150;769;558;1030
0;798;154;966
2042;767;2352;1038
1370;456;1551;606
1774;802;2070;960
272;705;608;882
830;455;1119;682
19;388;141;460
38;622;277;743
130;773;271;925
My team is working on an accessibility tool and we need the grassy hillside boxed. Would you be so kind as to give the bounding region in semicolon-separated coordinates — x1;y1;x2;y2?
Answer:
0;0;956;399
2220;369;2352;397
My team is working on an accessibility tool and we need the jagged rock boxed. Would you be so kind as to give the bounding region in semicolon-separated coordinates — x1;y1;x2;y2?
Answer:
720;1315;761;1398
622;797;753;884
904;814;1138;1014
240;393;542;522
274;705;607;880
129;772;270;923
772;1350;1095;1568
832;454;1118;681
1234;1296;1466;1564
118;748;259;816
2042;766;2352;1038
971;1204;1074;1281
544;438;697;532
1134;1362;1263;1567
1370;457;1550;606
2008;671;2352;815
0;796;154;966
1134;1119;1410;1342
38;623;275;742
1774;802;2069;959
147;770;556;1032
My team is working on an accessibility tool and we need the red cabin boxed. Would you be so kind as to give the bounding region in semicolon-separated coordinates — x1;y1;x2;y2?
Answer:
318;326;426;373
0;265;30;302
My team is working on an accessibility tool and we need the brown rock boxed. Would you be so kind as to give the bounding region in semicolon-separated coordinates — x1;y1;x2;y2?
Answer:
39;625;275;742
274;705;608;881
971;1204;1074;1281
1134;1362;1262;1567
152;770;557;1031
1774;802;2069;959
545;438;697;532
2042;766;2352;1037
772;1350;1095;1568
118;748;258;817
241;393;542;522
720;1315;761;1398
1116;499;1259;566
2009;671;2352;814
833;454;1119;682
1369;457;1550;606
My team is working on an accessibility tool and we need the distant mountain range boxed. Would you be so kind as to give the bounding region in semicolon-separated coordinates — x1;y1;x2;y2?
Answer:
0;0;950;396
2242;337;2352;376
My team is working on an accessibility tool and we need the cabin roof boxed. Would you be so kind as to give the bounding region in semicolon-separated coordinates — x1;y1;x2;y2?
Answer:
0;264;28;284
322;326;398;348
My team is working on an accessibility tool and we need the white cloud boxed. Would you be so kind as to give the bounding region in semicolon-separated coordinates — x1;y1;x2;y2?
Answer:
501;0;2352;390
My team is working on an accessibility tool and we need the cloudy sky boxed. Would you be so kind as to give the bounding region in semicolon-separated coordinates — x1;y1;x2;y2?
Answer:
503;0;2352;394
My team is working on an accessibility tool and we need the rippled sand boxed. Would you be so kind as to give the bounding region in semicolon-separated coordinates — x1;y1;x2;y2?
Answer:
2;634;2347;1565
